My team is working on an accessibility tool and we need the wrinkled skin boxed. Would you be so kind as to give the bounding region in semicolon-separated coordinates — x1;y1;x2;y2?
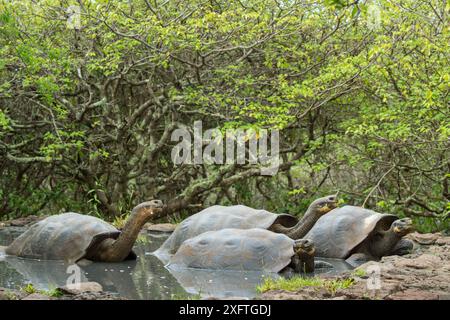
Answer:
346;218;414;267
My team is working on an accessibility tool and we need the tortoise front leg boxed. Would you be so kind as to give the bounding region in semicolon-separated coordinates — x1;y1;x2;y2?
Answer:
345;253;371;267
389;238;414;256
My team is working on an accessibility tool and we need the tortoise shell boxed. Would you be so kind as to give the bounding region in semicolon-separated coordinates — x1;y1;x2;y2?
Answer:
5;212;125;262
305;206;398;259
167;228;295;272
154;205;298;261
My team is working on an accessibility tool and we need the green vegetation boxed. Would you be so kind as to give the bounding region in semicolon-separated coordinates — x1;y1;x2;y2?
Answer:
44;287;64;298
167;212;190;225
257;276;323;293
256;276;355;294
112;213;130;229
136;233;151;245
170;292;202;300
326;278;355;294
352;268;368;278
21;283;37;295
0;0;448;233
20;283;64;298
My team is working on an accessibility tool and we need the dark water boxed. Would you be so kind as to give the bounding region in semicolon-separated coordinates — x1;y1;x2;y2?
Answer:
0;229;353;299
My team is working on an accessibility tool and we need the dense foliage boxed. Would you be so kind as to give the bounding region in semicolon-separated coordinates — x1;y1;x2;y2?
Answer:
0;0;448;232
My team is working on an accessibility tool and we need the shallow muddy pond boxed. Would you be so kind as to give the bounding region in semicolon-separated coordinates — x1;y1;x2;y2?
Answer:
0;229;353;299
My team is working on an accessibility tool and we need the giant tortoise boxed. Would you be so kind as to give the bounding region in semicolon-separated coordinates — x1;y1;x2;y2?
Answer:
154;195;337;261
167;228;316;273
305;205;414;266
1;200;164;263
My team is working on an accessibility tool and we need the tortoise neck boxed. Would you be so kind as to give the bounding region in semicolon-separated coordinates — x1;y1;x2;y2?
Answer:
286;209;321;239
272;207;321;239
104;209;150;262
370;227;402;258
291;249;315;273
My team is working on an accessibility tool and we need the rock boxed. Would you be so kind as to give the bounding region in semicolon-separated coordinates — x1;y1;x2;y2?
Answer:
406;232;440;245
203;296;250;300
260;286;335;300
67;292;126;300
146;223;177;233
330;296;347;300
60;282;103;294
435;237;450;246
390;254;442;270
22;293;55;300
387;289;440;300
260;289;321;300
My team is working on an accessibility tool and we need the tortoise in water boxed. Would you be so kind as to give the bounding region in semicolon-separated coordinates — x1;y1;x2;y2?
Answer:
167;228;316;273
2;200;164;263
154;195;337;261
305;205;414;266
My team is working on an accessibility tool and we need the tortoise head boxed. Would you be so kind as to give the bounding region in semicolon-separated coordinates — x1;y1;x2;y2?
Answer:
392;218;414;236
132;200;164;218
293;239;315;257
309;194;338;215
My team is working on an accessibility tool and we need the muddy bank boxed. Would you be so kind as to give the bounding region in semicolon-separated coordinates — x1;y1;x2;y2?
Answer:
260;232;450;300
0;282;125;300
